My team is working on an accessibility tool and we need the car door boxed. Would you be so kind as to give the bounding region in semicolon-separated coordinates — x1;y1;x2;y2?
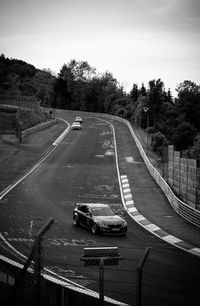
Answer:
79;205;90;226
83;206;92;228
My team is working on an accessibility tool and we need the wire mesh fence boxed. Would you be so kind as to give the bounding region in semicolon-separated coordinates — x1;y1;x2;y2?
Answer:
1;228;200;306
0;96;40;112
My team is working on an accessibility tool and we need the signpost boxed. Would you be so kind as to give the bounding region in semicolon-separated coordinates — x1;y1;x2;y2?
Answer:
81;247;123;305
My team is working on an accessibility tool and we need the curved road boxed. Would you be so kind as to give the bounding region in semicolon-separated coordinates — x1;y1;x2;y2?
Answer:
0;112;200;306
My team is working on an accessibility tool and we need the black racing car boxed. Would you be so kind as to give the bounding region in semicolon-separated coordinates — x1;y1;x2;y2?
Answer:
73;203;127;235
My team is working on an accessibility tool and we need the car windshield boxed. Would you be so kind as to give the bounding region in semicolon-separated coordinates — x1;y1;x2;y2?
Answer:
91;206;115;216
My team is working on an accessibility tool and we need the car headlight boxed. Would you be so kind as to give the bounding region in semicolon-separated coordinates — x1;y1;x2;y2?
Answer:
101;223;110;228
121;220;127;227
96;221;109;228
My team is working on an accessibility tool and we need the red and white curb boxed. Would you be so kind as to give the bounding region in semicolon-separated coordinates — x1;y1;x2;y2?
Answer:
120;175;200;258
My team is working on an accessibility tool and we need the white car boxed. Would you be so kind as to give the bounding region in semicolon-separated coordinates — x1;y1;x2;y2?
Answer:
75;116;83;123
71;122;82;130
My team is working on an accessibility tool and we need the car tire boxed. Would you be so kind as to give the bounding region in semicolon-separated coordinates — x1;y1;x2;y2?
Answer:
91;224;98;234
73;214;79;226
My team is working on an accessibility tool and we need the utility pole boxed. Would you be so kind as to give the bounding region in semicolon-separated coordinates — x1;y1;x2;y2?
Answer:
143;106;149;157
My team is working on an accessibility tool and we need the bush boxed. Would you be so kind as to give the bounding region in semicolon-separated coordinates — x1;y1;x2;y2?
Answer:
151;131;168;155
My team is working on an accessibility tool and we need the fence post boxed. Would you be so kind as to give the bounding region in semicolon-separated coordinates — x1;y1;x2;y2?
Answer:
136;247;151;306
8;218;54;306
34;237;42;306
99;259;104;306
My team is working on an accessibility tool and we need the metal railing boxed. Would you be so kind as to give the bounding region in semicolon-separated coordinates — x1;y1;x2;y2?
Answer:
108;114;200;228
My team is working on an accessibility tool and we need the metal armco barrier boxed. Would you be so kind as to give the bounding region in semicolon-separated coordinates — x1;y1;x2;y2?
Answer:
104;114;200;229
75;111;200;228
21;119;57;138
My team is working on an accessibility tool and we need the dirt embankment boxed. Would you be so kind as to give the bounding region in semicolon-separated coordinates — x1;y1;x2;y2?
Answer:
0;120;67;192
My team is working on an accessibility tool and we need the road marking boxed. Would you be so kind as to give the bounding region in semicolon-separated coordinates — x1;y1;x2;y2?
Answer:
122;183;129;188
125;157;134;163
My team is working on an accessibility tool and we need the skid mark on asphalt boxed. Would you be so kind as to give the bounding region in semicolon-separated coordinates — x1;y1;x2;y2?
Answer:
51;266;90;286
79;193;120;200
4;236;101;247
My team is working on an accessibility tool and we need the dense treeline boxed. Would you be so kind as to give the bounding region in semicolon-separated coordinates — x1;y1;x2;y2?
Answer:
1;54;200;158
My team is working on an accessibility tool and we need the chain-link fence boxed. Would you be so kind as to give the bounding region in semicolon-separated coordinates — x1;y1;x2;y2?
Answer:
1;232;200;306
0;96;40;112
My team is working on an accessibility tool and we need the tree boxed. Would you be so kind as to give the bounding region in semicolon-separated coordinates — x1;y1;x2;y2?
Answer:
33;70;55;106
175;80;200;130
67;59;96;81
111;96;132;118
54;64;75;109
130;83;139;102
139;83;147;96
146;79;165;130
170;122;197;151
130;94;148;126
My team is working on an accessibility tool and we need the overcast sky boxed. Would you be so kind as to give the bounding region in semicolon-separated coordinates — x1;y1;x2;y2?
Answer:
0;0;200;95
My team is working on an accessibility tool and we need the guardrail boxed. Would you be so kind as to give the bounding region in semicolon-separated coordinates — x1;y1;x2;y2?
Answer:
102;114;200;229
21;119;57;139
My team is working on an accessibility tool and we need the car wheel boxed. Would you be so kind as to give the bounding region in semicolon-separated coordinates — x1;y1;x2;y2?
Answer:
91;224;98;234
73;214;79;226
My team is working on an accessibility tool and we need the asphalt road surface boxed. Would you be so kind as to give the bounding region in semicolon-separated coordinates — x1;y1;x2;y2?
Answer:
0;111;200;306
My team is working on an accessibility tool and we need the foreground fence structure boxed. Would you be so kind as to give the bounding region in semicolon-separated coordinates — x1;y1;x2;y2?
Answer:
1;241;200;306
